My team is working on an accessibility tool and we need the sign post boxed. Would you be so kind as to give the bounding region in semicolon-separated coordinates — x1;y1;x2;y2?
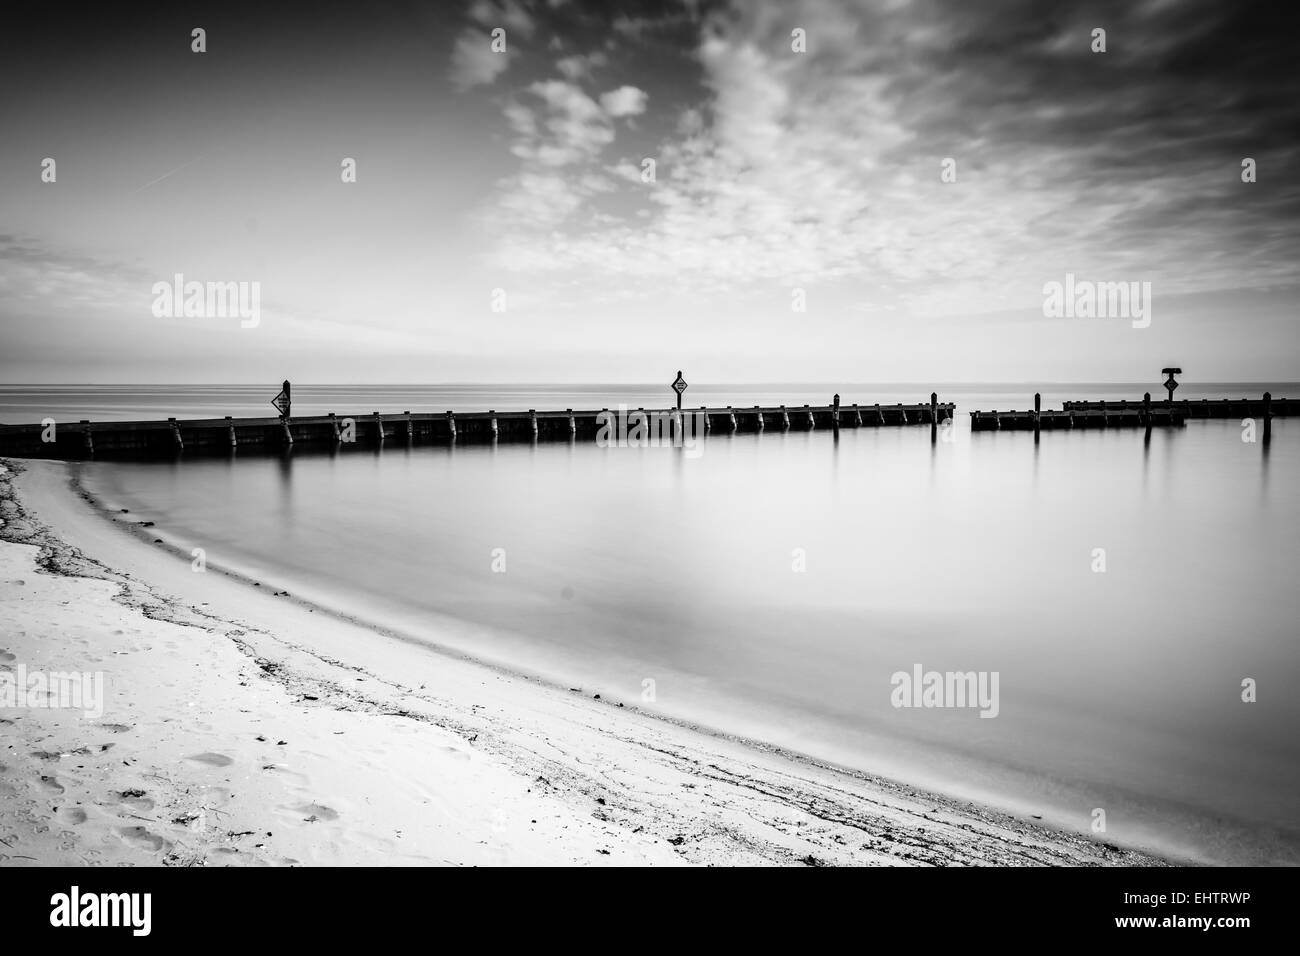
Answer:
1161;367;1181;403
272;380;291;419
672;371;687;411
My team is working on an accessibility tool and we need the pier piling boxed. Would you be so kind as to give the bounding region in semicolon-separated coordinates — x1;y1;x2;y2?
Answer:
1264;391;1273;444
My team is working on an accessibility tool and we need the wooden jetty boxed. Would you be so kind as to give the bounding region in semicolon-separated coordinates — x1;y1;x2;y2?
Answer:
0;398;956;460
972;390;1291;434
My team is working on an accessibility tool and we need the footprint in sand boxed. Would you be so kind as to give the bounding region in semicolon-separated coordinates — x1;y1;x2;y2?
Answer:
118;826;166;852
118;791;154;812
0;651;15;663
260;765;311;787
97;724;132;734
282;801;340;823
184;752;234;768
57;806;88;825
37;776;65;795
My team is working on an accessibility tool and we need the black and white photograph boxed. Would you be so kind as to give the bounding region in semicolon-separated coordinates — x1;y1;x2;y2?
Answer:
0;0;1294;934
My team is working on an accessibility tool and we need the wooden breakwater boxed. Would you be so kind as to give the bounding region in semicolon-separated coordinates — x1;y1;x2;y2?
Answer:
971;392;1291;433
0;399;956;460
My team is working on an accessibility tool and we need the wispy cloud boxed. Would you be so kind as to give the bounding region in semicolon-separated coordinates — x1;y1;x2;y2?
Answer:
481;0;1300;318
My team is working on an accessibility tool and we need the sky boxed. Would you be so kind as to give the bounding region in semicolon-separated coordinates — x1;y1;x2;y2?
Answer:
0;0;1297;384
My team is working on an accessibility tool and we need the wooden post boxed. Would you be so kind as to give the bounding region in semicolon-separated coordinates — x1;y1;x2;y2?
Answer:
372;412;383;443
754;405;764;431
854;404;863;426
226;415;237;447
168;417;184;450
1143;392;1152;439
403;411;413;441
489;410;498;439
701;406;711;433
1033;392;1041;440
529;409;538;440
804;404;814;429
875;403;885;425
897;403;908;425
832;393;840;434
446;410;456;441
80;420;94;455
1263;391;1273;444
329;412;340;442
780;405;790;430
727;406;737;432
567;409;576;438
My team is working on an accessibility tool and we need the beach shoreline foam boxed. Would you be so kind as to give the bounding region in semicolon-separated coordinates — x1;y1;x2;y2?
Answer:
0;458;1176;866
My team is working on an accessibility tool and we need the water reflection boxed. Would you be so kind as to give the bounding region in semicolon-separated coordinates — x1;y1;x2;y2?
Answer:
80;417;1300;865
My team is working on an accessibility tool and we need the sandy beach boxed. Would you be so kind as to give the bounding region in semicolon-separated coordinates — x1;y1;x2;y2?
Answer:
0;457;1174;867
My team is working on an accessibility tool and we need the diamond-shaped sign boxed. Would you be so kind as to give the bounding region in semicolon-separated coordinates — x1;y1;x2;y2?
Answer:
672;372;687;395
1164;376;1179;394
271;388;290;417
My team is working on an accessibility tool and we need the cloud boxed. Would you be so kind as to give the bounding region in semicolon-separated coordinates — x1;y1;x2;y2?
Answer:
599;85;648;117
448;30;508;91
506;80;615;169
556;51;607;82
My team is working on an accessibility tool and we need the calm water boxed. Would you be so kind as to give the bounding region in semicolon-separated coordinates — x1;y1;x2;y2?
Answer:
26;384;1300;865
